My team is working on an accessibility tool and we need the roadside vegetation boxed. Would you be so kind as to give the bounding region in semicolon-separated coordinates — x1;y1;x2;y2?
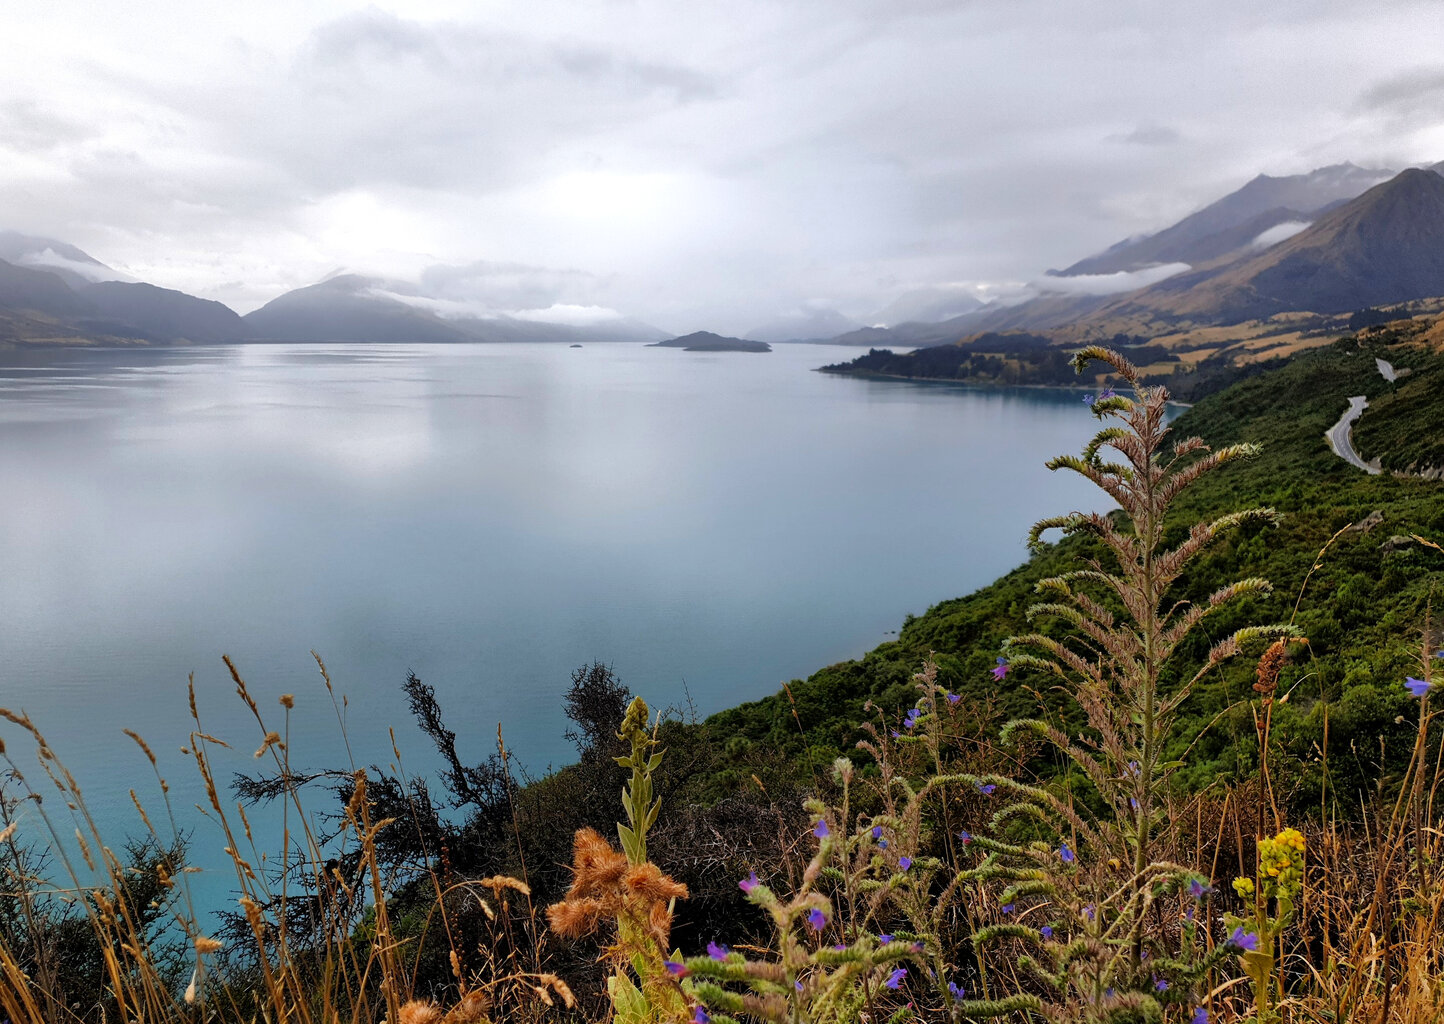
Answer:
3;341;1442;1023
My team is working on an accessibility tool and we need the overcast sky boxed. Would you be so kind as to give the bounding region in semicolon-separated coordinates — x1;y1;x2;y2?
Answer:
3;0;1444;334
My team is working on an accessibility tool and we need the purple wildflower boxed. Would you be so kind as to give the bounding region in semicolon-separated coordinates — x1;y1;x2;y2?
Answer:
1083;393;1095;404
899;856;912;870
958;829;972;844
1083;904;1096;921
871;825;883;839
1059;842;1074;864
833;943;846;951
1001;903;1016;914
948;981;964;1000
707;941;729;962
890;730;901;739
1405;676;1431;698
739;870;759;893
1192;1009;1209;1024
1099;387;1116;401
665;961;687;976
813;819;830;839
976;782;996;795
947;692;961;704
992;657;1009;681
1040;925;1053;940
807;907;827;931
1228;926;1260;952
1189;878;1210;899
879;838;889;848
878;933;894;943
1154;976;1169;993
694;1007;710;1024
904;708;922;730
884;968;907;990
794;980;804;992
911;941;925;953
1130;798;1140;810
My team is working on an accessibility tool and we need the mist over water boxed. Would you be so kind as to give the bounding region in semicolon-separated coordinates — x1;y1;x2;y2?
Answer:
0;341;1108;908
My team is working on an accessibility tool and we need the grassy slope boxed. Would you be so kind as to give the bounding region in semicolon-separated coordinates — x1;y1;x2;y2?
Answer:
702;337;1444;808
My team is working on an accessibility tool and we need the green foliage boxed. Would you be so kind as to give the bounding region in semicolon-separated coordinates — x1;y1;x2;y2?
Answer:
699;338;1444;815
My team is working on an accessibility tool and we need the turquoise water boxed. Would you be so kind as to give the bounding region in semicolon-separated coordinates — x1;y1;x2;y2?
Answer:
0;341;1107;909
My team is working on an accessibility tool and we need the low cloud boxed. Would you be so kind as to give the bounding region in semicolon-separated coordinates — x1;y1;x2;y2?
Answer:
1106;123;1181;147
366;262;626;325
14;248;132;283
1250;220;1311;248
1033;263;1190;296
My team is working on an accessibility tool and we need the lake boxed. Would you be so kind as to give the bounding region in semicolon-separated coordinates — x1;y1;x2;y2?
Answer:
0;341;1107;908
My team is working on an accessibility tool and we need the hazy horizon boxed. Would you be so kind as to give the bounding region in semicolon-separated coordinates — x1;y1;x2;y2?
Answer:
4;1;1444;335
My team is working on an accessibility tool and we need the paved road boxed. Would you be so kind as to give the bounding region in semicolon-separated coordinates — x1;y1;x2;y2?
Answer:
1376;357;1397;382
1326;395;1382;475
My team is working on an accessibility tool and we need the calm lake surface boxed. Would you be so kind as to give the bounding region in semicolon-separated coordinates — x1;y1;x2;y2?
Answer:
0;342;1107;906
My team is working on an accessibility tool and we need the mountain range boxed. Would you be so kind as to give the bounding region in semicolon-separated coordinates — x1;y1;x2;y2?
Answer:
3;159;1444;351
843;161;1444;350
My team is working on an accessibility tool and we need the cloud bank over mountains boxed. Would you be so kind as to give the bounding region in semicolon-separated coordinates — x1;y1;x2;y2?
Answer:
1;0;1443;334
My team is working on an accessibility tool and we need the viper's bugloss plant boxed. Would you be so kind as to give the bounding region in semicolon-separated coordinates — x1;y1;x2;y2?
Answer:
971;347;1301;1018
677;757;938;1024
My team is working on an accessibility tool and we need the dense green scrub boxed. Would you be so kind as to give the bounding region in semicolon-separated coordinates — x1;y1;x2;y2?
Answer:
704;336;1444;811
1352;346;1444;476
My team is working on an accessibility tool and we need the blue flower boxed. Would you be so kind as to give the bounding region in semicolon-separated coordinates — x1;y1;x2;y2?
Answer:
1189;878;1210;899
694;1007;710;1024
947;692;961;704
1154;976;1169;993
1001;902;1016;914
948;981;965;1000
884;967;907;990
1192;1008;1209;1024
794;980;804;992
1405;676;1431;698
1059;842;1074;863
992;657;1009;681
739;870;759;893
958;829;972;844
1083;904;1095;921
813;819;830;839
976;782;996;795
871;825;883;839
807;907;827;931
707;941;729;961
1083;393;1095;404
904;708;922;730
1040;925;1053;940
1228;926;1260;952
665;961;687;976
1099;387;1116;401
878;933;894;943
899;856;912;870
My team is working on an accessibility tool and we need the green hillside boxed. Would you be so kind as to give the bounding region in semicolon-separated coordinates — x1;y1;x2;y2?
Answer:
704;334;1443;808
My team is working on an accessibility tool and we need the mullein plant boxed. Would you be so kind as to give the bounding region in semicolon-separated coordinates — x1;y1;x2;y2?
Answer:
966;348;1296;1018
1227;828;1303;1024
546;697;692;1024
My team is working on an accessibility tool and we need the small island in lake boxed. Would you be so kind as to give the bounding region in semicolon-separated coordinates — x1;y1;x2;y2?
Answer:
649;331;771;352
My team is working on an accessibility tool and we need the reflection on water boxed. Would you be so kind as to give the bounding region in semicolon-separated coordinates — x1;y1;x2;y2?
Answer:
0;341;1109;910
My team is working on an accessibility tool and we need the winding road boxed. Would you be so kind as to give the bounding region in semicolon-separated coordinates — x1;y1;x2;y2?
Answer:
1324;357;1394;475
